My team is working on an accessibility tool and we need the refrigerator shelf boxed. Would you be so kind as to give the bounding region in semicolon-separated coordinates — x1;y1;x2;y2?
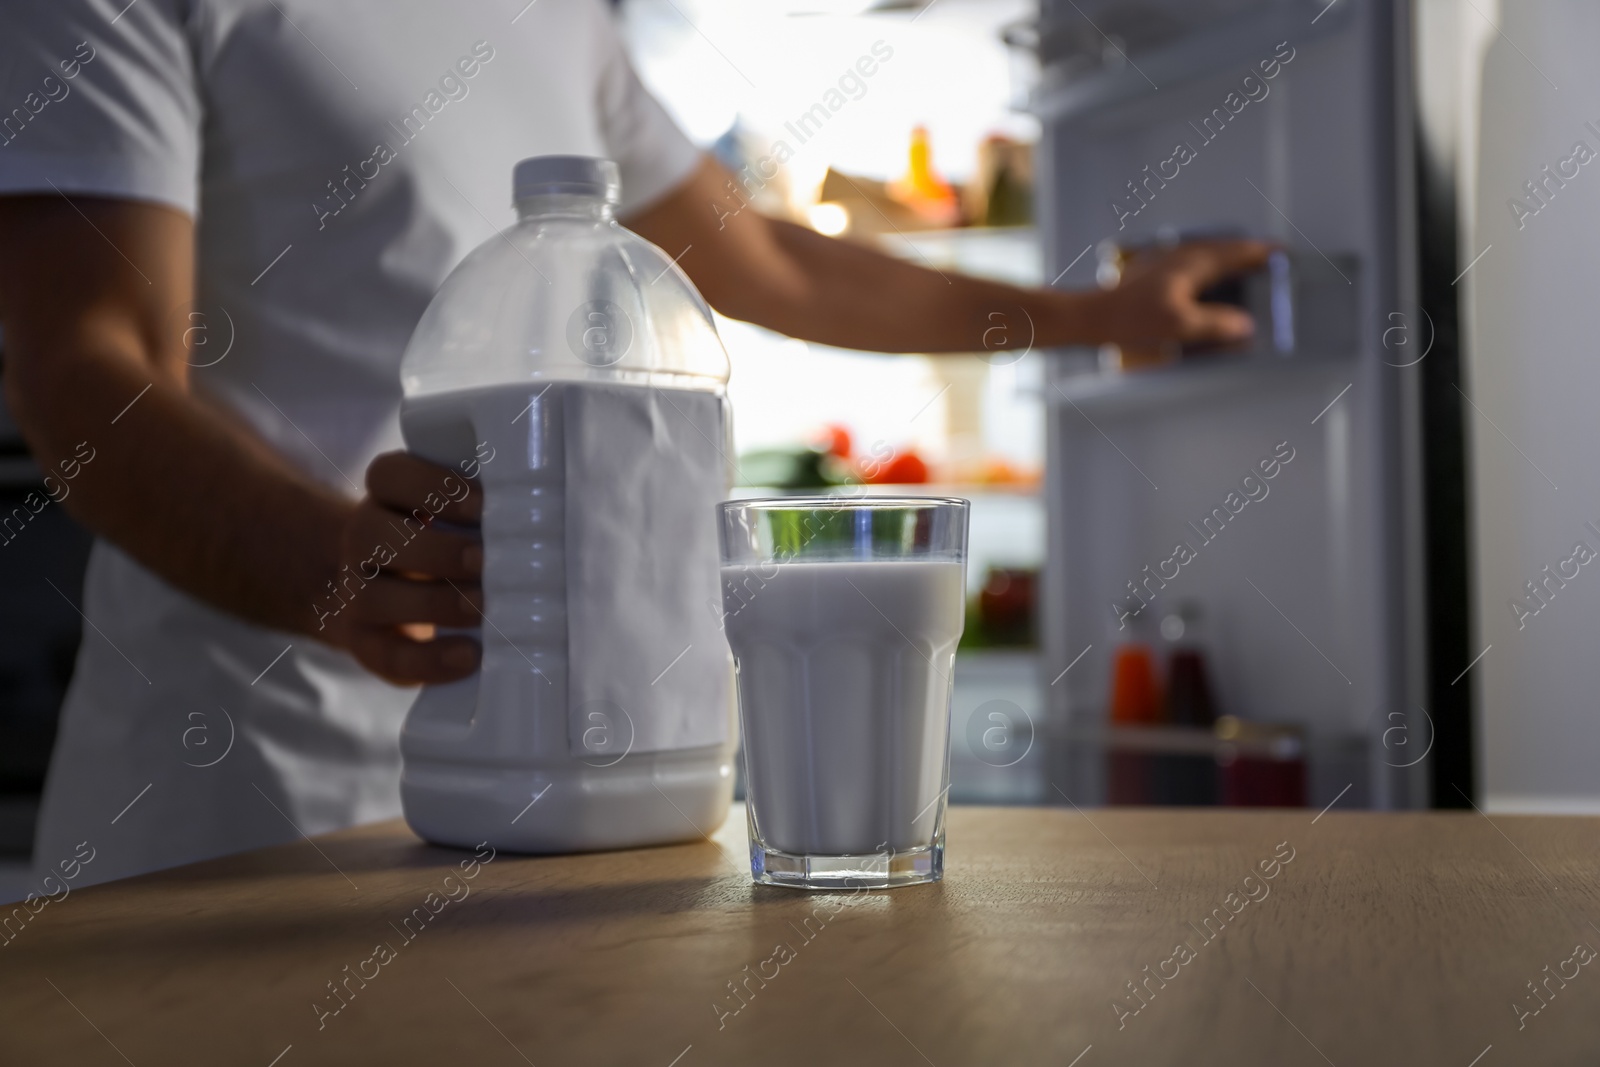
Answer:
1046;351;1351;418
1058;723;1301;759
1050;722;1369;809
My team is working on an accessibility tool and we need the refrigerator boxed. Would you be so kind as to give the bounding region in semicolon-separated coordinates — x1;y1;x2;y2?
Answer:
1022;0;1475;810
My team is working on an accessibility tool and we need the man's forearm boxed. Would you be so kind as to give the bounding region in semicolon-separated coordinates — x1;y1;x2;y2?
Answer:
748;219;1100;353
627;154;1083;353
630;156;1261;355
7;341;349;638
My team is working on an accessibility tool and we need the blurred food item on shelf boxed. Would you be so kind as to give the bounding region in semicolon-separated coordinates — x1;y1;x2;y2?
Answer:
1215;717;1308;806
737;432;931;488
943;455;1041;489
1165;650;1218;726
1102;659;1182;801
1108;639;1161;725
1099;718;1308;808
965;135;1033;227
735;445;853;489
742;421;1038;491
808;422;854;462
715;120;1039;242
817;168;929;237
960;566;1039;651
1106;749;1151;805
975;566;1038;648
1099;599;1308;806
810;128;1037;237
888;125;962;227
929;355;986;488
1106;632;1161;802
862;449;929;485
1161;602;1218;727
807;424;926;484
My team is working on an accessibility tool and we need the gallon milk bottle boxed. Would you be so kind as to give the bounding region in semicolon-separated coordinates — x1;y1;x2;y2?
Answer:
397;156;736;852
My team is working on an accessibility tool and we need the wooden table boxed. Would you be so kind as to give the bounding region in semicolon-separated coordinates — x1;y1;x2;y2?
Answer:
3;805;1598;1066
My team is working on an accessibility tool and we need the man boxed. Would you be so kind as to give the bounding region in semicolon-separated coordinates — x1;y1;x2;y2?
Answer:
0;0;1265;886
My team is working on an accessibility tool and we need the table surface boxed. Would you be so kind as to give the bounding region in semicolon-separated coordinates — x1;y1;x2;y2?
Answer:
3;804;1599;1066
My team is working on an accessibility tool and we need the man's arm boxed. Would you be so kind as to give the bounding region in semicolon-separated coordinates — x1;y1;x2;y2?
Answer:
0;196;480;684
626;155;1267;352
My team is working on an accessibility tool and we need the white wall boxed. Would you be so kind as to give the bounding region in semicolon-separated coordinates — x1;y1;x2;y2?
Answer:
1469;1;1600;812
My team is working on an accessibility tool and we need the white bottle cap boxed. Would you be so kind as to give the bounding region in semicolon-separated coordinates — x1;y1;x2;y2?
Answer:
512;156;621;204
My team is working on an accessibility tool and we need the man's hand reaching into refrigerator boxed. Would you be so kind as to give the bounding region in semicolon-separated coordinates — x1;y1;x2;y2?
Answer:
1083;239;1271;350
625;155;1274;355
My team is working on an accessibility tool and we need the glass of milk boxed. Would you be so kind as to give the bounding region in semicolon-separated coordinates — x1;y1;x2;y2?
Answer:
717;496;969;889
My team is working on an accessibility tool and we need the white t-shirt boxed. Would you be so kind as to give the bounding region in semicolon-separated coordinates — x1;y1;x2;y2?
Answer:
0;0;702;886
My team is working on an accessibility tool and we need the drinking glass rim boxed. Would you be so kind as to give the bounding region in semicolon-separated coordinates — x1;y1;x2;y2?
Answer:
718;495;969;513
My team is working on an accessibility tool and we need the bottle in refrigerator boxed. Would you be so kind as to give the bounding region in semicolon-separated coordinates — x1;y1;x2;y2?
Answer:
1161;601;1218;728
1108;641;1161;725
1106;623;1161;804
